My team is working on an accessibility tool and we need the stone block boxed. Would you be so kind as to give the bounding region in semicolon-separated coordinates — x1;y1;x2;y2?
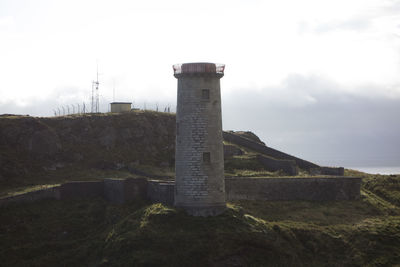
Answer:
104;178;148;204
225;177;361;201
257;155;298;176
0;186;60;206
147;180;175;205
59;181;104;200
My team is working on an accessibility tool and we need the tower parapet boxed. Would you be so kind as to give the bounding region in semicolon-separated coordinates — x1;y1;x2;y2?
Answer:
173;62;225;77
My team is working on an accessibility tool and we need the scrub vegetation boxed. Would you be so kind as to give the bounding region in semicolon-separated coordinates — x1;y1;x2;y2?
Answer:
1;112;400;266
1;173;400;266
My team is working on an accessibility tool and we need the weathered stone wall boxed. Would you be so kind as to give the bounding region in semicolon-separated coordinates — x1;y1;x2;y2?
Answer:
257;155;298;176
0;186;60;206
104;178;147;204
174;67;226;216
147;177;361;203
225;177;361;201
1;178;149;205
59;181;104;199
310;167;345;176
147;180;175;205
223;131;319;170
1;176;362;206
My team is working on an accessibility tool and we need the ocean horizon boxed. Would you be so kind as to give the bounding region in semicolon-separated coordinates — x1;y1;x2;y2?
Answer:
348;166;400;175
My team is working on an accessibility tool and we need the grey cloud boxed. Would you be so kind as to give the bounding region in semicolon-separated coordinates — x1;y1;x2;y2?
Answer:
222;75;400;167
1;74;399;168
297;17;372;35
0;86;90;116
0;86;175;117
306;1;400;35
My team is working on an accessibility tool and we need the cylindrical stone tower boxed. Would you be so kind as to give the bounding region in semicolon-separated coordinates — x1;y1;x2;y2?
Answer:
173;62;226;216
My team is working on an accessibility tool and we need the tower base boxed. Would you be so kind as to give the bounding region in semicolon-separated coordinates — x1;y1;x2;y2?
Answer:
177;203;226;217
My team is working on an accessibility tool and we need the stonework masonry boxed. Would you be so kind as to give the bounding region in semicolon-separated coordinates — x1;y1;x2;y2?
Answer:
174;63;226;216
104;178;147;204
225;177;361;201
0;179;147;206
0;176;362;207
256;155;299;176
147;180;175;205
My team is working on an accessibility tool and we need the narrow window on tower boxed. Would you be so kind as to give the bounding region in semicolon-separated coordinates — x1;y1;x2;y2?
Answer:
202;89;210;100
203;152;211;163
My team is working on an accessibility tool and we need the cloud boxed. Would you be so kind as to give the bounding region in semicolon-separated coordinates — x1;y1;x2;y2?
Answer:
1;73;399;167
314;18;371;34
0;84;175;117
222;74;400;167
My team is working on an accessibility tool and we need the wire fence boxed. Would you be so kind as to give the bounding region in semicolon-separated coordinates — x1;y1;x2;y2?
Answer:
53;102;175;117
53;103;89;116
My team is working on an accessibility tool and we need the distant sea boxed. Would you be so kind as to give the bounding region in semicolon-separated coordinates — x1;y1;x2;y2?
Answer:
349;167;400;175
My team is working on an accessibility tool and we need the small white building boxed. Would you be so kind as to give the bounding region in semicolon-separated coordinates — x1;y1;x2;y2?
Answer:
110;102;132;113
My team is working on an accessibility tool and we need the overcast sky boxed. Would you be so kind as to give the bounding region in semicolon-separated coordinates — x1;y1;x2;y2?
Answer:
0;0;399;168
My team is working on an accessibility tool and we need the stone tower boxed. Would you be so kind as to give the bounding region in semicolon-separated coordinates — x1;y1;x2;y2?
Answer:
173;62;226;216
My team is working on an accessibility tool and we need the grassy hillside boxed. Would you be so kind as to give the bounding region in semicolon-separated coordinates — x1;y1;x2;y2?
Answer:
2;112;400;266
0;111;311;197
1;173;400;266
0;111;175;194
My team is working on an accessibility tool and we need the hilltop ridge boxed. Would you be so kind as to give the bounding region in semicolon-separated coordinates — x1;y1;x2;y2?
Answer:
1;112;400;266
0;111;338;194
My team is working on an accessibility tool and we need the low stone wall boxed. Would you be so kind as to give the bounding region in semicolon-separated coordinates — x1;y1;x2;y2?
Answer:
223;131;319;170
104;178;148;204
0;176;362;206
0;186;60;206
59;181;104;199
147;180;175;205
225;177;361;201
257;155;298;176
0;179;145;205
310;167;345;176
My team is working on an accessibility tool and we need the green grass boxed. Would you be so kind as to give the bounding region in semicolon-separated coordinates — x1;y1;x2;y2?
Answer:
1;177;400;266
225;169;285;177
1;113;400;265
364;175;400;206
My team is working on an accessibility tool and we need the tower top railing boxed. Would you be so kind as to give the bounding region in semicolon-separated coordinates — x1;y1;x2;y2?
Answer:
173;62;225;75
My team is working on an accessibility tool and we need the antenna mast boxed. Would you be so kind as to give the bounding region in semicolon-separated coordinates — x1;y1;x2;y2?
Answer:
113;79;116;102
91;64;100;113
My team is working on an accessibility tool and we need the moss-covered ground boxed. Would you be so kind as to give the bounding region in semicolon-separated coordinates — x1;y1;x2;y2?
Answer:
1;173;400;266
